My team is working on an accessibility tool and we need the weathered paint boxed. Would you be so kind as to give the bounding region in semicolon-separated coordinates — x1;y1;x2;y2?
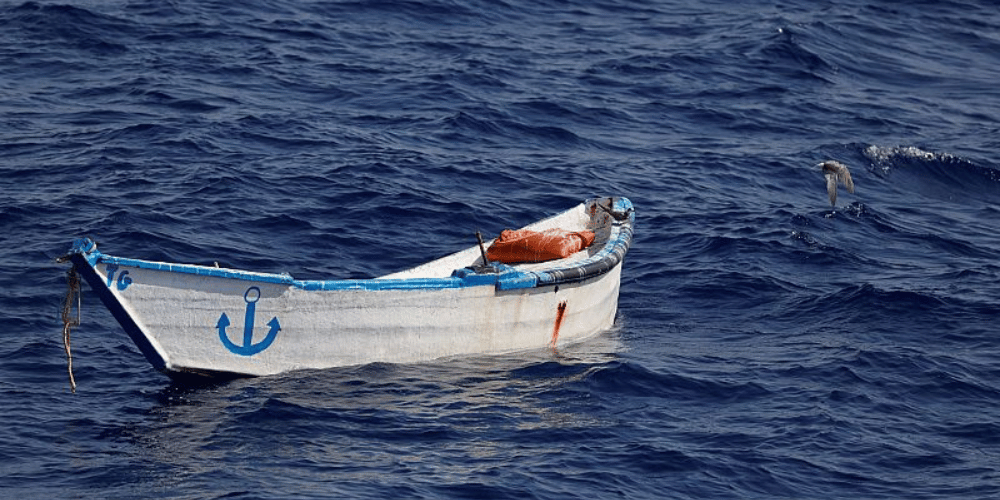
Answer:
63;197;634;379
551;300;568;348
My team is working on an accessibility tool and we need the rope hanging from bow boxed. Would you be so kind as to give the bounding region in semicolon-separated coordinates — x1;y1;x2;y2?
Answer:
61;265;82;393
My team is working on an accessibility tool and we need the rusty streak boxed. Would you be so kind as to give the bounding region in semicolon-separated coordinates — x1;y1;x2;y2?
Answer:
551;300;568;348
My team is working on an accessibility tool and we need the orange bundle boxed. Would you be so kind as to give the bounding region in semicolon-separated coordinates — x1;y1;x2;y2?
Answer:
487;228;596;264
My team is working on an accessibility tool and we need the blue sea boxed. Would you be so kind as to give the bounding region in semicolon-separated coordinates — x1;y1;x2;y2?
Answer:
3;0;999;498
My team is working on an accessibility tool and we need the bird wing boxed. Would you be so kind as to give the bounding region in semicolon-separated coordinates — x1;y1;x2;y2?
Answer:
839;166;855;193
825;172;838;205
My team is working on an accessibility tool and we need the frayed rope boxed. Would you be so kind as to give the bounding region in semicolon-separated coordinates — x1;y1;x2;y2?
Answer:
61;265;81;393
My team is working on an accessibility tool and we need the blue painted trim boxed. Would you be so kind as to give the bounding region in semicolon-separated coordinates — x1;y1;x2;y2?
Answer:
77;246;513;291
297;277;468;291
497;269;539;290
103;255;297;285
63;197;633;294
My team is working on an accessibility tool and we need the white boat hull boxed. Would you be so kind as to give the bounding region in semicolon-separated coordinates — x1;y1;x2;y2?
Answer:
64;197;634;379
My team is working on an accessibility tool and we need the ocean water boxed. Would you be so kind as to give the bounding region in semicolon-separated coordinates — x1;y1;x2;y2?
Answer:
2;0;999;498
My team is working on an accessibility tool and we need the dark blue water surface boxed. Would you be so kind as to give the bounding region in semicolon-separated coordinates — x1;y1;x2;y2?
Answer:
3;0;1000;498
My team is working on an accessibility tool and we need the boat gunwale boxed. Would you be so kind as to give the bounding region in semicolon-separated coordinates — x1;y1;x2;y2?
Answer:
65;197;633;292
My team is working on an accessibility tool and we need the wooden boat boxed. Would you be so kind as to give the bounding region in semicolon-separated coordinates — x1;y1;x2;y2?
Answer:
61;197;634;380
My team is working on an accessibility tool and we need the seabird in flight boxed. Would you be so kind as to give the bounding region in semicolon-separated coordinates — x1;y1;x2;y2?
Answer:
819;160;854;206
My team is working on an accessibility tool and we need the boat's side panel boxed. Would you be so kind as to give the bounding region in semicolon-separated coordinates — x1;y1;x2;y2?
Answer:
280;264;621;372
91;261;621;376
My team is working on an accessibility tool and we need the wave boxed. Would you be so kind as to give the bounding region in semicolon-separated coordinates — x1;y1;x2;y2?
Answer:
862;144;1000;206
4;1;1000;498
757;25;836;81
864;145;999;181
572;360;771;404
3;3;132;55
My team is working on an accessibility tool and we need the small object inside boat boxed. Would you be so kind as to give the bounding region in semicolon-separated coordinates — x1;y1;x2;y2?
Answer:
487;228;596;264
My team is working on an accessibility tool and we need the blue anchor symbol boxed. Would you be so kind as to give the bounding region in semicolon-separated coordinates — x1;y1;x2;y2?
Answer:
217;287;281;356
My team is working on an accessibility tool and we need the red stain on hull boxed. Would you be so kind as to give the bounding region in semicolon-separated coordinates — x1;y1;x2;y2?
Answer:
551;300;568;348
